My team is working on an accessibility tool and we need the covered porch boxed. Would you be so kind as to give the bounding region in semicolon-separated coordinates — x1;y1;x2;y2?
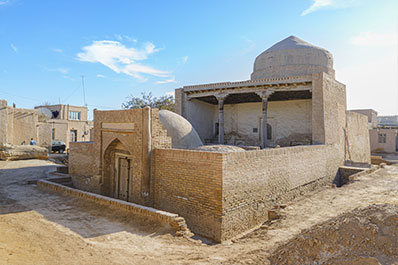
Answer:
183;76;313;148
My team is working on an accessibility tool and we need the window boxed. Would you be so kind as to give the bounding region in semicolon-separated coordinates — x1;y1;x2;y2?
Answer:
378;133;386;144
68;111;81;120
51;128;55;140
267;124;272;140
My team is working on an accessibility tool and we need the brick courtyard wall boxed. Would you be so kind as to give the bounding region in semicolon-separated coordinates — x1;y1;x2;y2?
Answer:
69;142;101;193
153;148;223;241
221;144;342;241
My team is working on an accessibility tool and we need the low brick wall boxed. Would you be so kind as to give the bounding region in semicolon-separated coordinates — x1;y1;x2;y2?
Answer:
37;179;191;236
153;148;223;242
69;142;96;177
221;144;343;241
153;144;344;242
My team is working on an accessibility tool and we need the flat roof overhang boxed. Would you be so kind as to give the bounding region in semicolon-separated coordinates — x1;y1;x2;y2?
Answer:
191;90;312;105
184;75;313;104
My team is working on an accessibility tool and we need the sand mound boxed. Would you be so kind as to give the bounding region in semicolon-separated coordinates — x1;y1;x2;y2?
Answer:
269;204;398;264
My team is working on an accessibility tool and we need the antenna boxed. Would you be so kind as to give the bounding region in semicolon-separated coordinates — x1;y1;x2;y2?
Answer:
81;75;87;106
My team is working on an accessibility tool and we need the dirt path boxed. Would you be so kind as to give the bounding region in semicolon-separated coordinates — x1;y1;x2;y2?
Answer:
0;160;397;264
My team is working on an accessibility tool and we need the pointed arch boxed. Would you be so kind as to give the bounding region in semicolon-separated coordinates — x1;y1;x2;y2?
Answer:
102;138;131;197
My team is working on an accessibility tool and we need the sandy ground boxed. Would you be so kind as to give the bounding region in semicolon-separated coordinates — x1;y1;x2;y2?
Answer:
0;159;397;265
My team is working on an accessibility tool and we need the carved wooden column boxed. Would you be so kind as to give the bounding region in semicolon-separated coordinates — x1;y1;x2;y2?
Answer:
216;94;228;144
257;90;274;149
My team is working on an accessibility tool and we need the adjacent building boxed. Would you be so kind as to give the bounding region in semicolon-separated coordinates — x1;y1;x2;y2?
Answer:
0;99;52;148
34;104;93;149
351;109;398;153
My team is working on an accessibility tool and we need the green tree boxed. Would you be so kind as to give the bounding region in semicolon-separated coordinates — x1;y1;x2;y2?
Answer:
122;92;175;112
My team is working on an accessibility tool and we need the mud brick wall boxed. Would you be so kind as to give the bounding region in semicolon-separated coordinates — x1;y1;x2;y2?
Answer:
346;111;371;164
153;148;223;242
221;144;342;241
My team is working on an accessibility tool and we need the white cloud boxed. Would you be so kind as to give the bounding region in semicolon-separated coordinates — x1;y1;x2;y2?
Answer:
301;0;358;16
115;34;137;43
77;40;169;81
350;32;397;47
57;68;69;75
53;48;63;53
10;43;17;53
96;74;105;78
155;77;176;84
166;91;175;97
182;56;189;64
0;0;10;6
43;67;69;75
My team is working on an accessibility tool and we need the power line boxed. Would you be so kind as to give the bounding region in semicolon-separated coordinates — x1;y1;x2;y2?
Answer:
0;90;42;103
86;104;117;109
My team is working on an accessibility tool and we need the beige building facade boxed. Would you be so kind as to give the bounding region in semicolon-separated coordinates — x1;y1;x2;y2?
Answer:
35;104;93;149
69;36;371;242
351;109;398;153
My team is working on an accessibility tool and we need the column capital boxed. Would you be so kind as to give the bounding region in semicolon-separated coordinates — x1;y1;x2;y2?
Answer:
256;90;275;99
215;93;228;101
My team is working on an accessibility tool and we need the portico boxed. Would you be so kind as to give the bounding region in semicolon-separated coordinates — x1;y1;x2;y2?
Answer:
181;75;313;147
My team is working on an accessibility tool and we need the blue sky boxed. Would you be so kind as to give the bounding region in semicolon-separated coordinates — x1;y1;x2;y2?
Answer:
0;0;397;118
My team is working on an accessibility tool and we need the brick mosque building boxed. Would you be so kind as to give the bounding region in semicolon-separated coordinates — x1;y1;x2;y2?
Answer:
69;36;371;242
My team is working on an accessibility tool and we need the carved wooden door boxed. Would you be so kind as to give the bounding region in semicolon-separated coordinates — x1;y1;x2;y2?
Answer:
114;154;131;201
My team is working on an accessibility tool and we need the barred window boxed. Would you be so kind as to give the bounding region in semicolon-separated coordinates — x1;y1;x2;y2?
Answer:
68;111;81;120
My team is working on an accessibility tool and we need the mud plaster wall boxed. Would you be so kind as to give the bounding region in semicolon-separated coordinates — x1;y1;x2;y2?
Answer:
153;148;223;242
219;99;312;146
37;123;52;148
0;100;51;147
0;100;8;144
221;144;342;241
369;128;397;153
8;108;38;145
346;112;371;163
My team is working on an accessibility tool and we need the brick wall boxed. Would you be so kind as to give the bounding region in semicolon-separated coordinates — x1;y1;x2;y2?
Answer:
153;148;223;241
153;144;343;242
69;108;172;206
221;144;341;240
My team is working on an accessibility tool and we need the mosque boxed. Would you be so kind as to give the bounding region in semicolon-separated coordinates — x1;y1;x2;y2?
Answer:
68;36;371;242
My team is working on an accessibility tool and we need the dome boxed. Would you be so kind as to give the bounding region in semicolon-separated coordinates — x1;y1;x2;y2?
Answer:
158;110;203;149
251;36;334;80
194;145;245;153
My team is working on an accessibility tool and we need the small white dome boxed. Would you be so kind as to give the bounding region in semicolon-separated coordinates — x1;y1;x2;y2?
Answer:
251;36;334;79
159;110;203;149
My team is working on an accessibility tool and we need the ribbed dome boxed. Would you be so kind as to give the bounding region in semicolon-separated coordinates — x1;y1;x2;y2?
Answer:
251;36;334;80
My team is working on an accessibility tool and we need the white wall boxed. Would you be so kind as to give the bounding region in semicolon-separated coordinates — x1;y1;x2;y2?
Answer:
185;99;216;142
218;99;312;146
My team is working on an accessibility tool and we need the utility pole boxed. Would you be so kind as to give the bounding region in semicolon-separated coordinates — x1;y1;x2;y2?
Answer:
81;75;87;106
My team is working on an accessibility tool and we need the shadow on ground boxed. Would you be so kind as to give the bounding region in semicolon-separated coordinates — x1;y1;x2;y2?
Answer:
0;163;172;239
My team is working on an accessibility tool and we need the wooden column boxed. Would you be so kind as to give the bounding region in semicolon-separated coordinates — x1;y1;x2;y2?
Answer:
216;94;228;145
257;90;274;149
261;96;268;149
